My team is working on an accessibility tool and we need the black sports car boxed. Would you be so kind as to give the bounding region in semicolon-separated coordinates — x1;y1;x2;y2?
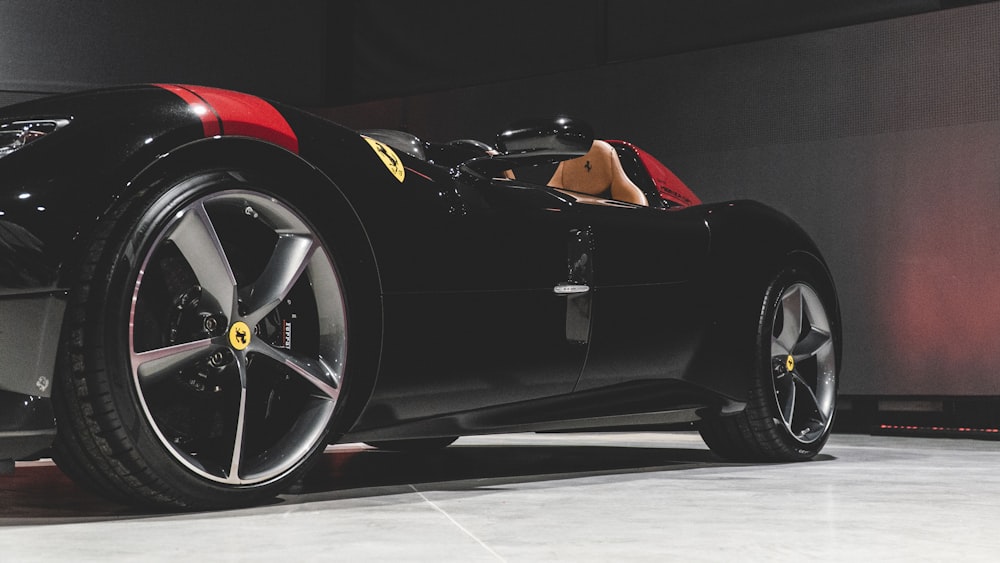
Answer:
0;85;840;509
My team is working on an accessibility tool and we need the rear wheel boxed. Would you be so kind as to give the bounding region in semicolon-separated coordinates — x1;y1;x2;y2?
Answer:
699;265;838;461
53;170;349;509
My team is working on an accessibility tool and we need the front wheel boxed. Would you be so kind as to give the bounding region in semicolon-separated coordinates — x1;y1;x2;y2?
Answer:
699;264;839;461
53;170;350;509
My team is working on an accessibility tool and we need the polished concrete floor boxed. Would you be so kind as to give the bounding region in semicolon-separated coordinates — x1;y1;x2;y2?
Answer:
0;431;997;561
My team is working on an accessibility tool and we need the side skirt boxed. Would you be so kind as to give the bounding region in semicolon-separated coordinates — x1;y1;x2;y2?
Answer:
342;379;745;443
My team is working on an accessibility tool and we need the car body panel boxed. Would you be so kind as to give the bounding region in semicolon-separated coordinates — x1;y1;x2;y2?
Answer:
0;85;839;460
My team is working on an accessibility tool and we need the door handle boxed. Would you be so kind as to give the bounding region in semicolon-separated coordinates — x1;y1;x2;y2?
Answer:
553;283;590;295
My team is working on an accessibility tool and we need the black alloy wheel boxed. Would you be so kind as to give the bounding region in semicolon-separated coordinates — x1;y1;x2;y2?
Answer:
53;170;349;509
699;265;839;462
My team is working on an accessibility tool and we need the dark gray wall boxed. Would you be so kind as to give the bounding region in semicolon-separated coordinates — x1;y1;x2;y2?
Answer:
334;0;966;104
0;0;327;106
322;3;1000;396
0;0;975;106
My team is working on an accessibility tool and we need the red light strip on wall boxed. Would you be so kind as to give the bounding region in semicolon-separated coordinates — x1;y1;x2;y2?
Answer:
879;424;1000;434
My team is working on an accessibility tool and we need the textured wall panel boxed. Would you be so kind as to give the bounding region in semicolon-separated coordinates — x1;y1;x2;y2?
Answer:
0;1;326;106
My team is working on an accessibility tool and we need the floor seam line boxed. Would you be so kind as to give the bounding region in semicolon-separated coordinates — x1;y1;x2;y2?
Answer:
408;484;506;562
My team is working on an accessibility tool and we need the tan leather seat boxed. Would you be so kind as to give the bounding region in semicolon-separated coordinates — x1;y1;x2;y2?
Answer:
547;140;649;206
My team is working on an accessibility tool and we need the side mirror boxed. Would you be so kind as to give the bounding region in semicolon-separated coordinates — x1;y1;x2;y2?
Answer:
463;117;594;177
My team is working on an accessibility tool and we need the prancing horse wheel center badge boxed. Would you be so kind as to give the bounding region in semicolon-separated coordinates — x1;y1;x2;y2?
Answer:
229;321;251;351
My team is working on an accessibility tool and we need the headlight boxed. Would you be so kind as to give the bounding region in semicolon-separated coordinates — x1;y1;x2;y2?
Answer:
0;119;71;159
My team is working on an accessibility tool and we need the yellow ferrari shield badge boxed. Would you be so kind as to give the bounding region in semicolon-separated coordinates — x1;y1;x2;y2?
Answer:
785;355;795;372
229;321;251;351
364;137;405;183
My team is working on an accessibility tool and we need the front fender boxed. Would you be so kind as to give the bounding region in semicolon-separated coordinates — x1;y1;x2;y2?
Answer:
0;86;207;291
94;135;385;441
685;200;838;402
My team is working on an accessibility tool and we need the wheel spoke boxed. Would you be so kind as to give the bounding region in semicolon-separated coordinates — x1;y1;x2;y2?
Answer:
167;203;238;315
242;234;317;326
776;371;796;424
248;340;340;400
775;285;803;352
227;354;249;483
793;330;834;362
132;338;216;384
793;372;831;422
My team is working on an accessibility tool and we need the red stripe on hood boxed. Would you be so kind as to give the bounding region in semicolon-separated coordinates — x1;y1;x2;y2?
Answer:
156;84;298;153
157;83;221;137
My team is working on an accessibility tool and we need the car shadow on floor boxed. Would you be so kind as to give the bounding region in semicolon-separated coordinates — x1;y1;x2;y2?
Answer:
285;437;834;503
0;436;834;523
293;443;725;498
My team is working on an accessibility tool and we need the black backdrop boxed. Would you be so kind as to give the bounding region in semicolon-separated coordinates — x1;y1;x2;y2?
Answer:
0;0;978;106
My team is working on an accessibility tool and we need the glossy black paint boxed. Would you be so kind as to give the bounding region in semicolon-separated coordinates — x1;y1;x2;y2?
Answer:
0;86;205;284
496;116;593;154
0;85;839;458
465;116;594;176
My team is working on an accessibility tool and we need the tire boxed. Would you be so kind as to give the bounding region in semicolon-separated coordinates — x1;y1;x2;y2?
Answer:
52;169;349;509
699;264;839;462
365;437;459;451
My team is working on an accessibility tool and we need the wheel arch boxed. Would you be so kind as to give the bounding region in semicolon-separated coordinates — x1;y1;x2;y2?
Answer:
697;249;841;461
685;201;840;403
63;136;384;441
